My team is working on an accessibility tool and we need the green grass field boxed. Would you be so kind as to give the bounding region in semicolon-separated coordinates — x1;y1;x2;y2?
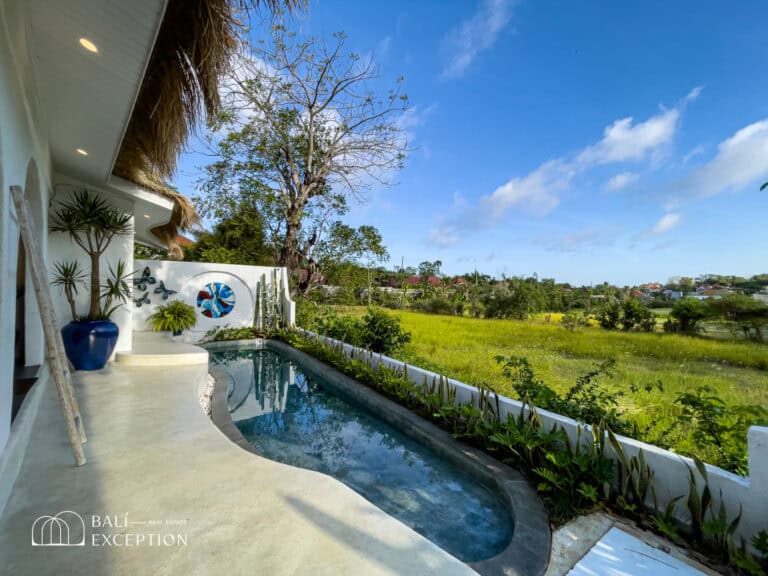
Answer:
328;307;768;465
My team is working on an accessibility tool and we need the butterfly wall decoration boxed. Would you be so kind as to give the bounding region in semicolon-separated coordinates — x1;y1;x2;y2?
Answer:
133;267;156;291
133;291;150;307
154;281;178;300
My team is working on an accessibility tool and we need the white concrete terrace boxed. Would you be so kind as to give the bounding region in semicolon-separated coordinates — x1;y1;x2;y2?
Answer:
0;347;476;575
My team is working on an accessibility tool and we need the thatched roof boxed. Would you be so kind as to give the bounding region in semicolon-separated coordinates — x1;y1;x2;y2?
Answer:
113;0;302;257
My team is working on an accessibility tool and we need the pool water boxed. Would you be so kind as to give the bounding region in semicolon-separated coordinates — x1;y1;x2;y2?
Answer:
212;348;513;563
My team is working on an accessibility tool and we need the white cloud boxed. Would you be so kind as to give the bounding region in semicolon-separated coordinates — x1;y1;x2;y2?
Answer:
672;119;768;200
428;90;697;246
479;96;689;221
427;226;460;248
441;0;514;79
576;108;679;166
605;171;639;191
648;213;681;236
481;159;571;219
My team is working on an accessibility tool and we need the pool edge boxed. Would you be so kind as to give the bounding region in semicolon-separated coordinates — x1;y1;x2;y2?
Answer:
205;338;551;576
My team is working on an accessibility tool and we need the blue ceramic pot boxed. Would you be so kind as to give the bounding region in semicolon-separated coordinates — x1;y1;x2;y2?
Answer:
61;320;119;371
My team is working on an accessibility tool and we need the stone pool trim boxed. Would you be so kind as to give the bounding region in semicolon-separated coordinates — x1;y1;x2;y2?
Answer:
204;339;551;576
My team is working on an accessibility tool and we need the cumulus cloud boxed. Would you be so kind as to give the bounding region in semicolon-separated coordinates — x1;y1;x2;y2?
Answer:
427;226;460;248
671;119;768;200
647;213;681;236
576;109;679;166
441;0;514;79
605;171;639;191
481;159;572;220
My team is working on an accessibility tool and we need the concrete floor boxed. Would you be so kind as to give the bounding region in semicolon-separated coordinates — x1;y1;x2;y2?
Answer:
0;362;477;576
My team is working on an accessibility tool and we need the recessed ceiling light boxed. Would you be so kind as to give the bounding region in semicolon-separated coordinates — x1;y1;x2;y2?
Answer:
76;148;88;156
79;38;98;53
143;214;151;219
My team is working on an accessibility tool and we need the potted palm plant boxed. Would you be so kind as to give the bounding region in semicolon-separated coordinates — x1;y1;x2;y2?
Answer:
148;301;197;336
50;190;133;370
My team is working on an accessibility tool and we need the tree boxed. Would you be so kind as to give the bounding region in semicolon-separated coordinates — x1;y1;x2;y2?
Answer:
50;190;133;319
668;298;709;333
304;222;389;292
708;294;768;341
197;28;408;271
184;201;272;266
418;260;443;278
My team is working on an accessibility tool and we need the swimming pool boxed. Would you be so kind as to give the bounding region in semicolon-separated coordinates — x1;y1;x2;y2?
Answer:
207;340;549;575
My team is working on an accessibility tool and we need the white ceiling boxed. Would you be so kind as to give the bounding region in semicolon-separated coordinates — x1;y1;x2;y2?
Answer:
24;0;166;184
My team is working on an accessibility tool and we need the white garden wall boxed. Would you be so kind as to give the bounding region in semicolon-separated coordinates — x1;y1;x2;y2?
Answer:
133;260;295;338
302;330;768;546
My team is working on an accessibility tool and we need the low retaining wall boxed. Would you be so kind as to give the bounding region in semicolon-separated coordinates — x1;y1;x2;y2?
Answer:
301;330;768;546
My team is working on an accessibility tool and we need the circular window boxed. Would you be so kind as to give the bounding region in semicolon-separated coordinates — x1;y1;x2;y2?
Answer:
196;282;236;318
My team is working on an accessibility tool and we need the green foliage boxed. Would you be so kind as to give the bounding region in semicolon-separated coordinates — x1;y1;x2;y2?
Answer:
97;260;133;321
496;356;635;433
360;307;412;354
307;306;411;355
597;299;654;332
51;260;87;322
412;297;463;316
184;200;273;266
49;189;133;320
202;325;263;342
708;294;768;342
597;301;622;329
668;298;710;333
675;386;768;473
148;301;197;333
561;310;590;331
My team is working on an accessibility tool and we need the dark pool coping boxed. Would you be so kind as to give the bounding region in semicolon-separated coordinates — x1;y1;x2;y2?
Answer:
204;339;551;576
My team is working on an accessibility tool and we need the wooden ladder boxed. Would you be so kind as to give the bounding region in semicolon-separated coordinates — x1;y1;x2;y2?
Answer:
10;185;87;466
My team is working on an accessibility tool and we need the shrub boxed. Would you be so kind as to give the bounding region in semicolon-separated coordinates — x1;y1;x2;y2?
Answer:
621;298;655;332
561;310;590;331
596;302;622;329
148;301;197;333
307;307;411;355
670;298;709;333
203;325;263;342
360;307;411;354
413;297;462;316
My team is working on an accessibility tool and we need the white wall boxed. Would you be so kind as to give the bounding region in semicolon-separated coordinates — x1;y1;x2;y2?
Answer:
0;0;53;455
133;260;295;338
304;330;768;549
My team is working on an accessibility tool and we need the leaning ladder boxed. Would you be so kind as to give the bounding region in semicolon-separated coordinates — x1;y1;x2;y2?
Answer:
10;185;87;466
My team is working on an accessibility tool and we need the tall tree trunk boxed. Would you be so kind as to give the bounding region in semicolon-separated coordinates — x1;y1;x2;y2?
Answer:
89;253;100;319
280;205;304;268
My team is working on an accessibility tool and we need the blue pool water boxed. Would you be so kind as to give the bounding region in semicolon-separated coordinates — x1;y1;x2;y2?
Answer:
211;347;514;563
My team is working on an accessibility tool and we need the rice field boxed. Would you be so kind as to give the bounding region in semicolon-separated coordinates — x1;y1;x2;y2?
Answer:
327;307;768;464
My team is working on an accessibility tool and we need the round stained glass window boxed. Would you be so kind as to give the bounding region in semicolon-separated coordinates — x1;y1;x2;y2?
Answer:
196;282;235;319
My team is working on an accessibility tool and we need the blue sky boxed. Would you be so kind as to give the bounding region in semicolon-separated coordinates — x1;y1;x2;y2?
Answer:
174;0;768;285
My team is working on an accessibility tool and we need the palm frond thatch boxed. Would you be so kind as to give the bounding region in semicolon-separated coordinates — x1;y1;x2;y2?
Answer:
113;0;302;256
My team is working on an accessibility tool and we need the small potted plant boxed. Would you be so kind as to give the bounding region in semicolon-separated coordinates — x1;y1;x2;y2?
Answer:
148;301;197;336
50;190;133;370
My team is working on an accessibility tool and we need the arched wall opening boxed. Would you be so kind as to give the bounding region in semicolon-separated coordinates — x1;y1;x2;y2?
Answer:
22;158;44;368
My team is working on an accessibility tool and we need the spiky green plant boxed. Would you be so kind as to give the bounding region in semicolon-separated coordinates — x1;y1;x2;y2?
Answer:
148;301;197;334
49;190;133;319
51;260;87;321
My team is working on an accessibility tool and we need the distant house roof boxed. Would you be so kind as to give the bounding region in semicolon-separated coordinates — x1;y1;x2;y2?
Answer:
406;275;440;286
176;235;194;248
